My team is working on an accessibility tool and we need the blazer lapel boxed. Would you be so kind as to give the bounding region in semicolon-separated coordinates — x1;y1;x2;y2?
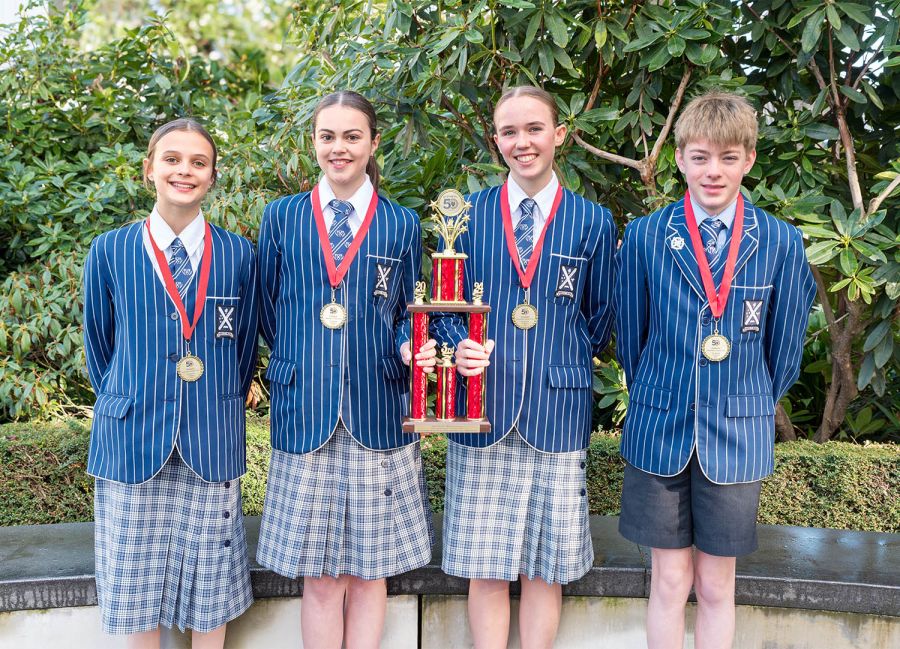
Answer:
732;197;759;280
666;200;706;300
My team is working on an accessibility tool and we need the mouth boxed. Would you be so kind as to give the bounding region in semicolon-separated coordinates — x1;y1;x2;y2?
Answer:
329;158;352;169
701;184;725;192
515;153;538;164
169;181;197;192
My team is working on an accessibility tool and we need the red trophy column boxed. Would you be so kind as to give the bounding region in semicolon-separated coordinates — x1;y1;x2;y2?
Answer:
409;281;429;421
436;344;457;420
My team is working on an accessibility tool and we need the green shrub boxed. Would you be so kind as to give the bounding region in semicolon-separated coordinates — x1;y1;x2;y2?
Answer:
2;419;897;533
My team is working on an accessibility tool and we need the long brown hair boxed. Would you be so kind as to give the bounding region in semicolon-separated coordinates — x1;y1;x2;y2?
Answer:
311;91;381;192
143;118;218;189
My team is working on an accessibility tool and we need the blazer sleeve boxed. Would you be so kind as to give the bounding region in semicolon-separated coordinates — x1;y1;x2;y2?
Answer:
583;207;617;358
614;222;649;387
82;239;114;393
257;203;281;349
765;227;817;401
394;213;421;355
237;242;260;397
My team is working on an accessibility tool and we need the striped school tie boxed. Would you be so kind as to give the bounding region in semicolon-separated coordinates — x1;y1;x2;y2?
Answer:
169;237;193;297
328;199;355;263
514;198;536;269
699;218;727;265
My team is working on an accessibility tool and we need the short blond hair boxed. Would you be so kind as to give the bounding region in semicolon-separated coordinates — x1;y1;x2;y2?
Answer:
674;91;758;152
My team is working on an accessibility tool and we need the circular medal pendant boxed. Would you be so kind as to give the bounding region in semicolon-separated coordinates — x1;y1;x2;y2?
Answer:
701;333;731;362
176;354;205;382
511;303;538;330
320;301;347;329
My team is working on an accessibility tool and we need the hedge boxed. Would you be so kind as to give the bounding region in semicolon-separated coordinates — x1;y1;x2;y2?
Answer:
1;418;897;533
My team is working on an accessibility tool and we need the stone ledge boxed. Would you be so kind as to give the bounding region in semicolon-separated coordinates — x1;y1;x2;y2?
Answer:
1;516;897;617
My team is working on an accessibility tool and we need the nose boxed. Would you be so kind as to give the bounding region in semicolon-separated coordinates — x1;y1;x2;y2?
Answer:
706;159;721;177
515;130;531;149
176;160;192;175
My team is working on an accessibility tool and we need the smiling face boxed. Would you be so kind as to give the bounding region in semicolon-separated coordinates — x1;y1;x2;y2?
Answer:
143;129;215;218
676;138;756;215
313;104;380;199
493;95;567;196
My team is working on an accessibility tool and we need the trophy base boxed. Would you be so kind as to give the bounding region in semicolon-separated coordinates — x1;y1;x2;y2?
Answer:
403;417;491;434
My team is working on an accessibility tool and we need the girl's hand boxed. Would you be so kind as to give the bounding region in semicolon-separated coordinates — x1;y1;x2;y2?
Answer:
455;338;495;377
400;338;439;373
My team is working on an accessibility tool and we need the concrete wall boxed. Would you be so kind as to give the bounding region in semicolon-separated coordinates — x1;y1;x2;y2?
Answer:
2;595;898;649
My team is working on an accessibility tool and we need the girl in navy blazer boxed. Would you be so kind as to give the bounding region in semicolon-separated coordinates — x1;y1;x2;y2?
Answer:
255;91;437;649
83;118;258;648
434;86;617;648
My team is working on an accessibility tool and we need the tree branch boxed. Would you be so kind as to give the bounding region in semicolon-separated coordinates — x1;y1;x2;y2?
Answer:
572;132;643;170
649;66;691;163
868;174;900;217
810;264;836;327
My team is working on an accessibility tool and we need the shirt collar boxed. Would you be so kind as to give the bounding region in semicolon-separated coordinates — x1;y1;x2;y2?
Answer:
148;206;205;255
506;172;559;221
317;174;374;219
689;195;738;231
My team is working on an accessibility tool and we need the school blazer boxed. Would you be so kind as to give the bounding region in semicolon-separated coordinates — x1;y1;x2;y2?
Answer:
258;192;421;452
433;186;617;452
615;197;816;484
83;222;259;484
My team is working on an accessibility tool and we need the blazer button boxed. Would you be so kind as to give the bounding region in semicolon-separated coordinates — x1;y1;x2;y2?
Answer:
699;358;708;367
702;318;711;327
223;511;230;519
223;540;231;548
168;353;179;362
381;459;390;468
580;488;586;496
384;488;392;497
580;461;586;469
689;403;696;412
224;481;231;489
170;313;178;320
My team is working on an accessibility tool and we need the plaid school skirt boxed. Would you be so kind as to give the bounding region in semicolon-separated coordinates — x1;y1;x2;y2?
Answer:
256;423;434;580
442;432;593;585
93;450;253;635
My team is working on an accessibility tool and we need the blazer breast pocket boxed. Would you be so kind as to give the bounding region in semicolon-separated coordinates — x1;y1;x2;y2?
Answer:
545;254;588;305
368;256;402;305
728;285;773;338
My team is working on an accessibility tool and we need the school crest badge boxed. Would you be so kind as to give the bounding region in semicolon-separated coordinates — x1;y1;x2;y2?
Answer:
742;299;763;333
670;236;685;250
215;305;236;339
372;262;393;299
555;264;579;299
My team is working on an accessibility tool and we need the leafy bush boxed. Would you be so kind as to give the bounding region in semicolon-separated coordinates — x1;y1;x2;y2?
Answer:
2;419;897;533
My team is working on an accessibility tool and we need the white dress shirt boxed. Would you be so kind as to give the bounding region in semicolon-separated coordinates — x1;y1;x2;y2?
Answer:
142;206;206;283
690;195;738;251
317;174;375;237
506;172;560;240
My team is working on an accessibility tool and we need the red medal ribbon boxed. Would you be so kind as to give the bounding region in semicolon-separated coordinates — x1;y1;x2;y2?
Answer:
312;184;379;287
145;219;213;342
683;190;744;319
500;182;563;289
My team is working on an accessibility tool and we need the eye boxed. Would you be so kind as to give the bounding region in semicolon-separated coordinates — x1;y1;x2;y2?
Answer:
347;134;360;142
501;129;514;137
529;126;543;133
193;160;206;167
320;133;333;142
164;156;178;164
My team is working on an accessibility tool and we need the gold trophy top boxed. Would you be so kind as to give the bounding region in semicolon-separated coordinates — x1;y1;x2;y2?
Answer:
440;342;455;367
430;189;472;257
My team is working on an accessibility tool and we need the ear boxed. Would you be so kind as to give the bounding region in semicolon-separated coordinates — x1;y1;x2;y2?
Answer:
142;157;154;186
554;123;568;146
674;148;686;174
492;131;500;149
743;148;757;174
371;132;381;152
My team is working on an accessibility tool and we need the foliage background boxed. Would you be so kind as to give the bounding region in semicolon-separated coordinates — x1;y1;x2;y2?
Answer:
0;0;897;444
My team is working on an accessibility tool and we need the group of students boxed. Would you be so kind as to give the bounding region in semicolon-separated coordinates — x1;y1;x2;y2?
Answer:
82;86;816;649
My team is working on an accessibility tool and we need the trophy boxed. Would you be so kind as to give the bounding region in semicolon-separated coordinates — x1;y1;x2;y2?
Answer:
403;189;491;434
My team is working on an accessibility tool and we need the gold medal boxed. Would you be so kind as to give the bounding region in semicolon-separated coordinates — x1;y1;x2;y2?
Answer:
176;353;204;381
320;301;347;329
511;302;538;330
701;322;731;362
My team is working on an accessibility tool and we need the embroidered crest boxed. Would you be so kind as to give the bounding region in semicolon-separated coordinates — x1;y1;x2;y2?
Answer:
742;299;763;333
555;264;579;299
372;262;394;298
215;305;236;339
670;236;685;250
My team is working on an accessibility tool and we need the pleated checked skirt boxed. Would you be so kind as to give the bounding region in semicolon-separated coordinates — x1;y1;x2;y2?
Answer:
442;431;593;585
256;423;434;580
93;450;253;634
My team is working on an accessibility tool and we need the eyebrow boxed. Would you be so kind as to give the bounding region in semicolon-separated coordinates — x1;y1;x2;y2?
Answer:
497;121;547;130
317;128;365;135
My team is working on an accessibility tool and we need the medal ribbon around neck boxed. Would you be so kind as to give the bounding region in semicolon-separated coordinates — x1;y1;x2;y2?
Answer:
500;182;563;289
683;190;744;319
311;184;379;287
145;219;212;344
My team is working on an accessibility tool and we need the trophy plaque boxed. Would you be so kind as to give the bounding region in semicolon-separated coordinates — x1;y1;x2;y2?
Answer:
403;189;491;434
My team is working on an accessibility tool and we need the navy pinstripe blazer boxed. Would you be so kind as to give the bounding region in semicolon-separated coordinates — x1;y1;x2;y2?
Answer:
258;192;421;452
433;186;617;452
615;197;816;484
83;222;259;484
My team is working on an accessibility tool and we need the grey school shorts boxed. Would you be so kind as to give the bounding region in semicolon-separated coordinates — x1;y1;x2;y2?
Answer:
618;453;762;557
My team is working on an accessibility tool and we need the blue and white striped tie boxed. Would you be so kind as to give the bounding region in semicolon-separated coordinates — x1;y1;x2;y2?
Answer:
168;237;193;297
328;199;355;263
699;218;727;265
514;198;536;269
